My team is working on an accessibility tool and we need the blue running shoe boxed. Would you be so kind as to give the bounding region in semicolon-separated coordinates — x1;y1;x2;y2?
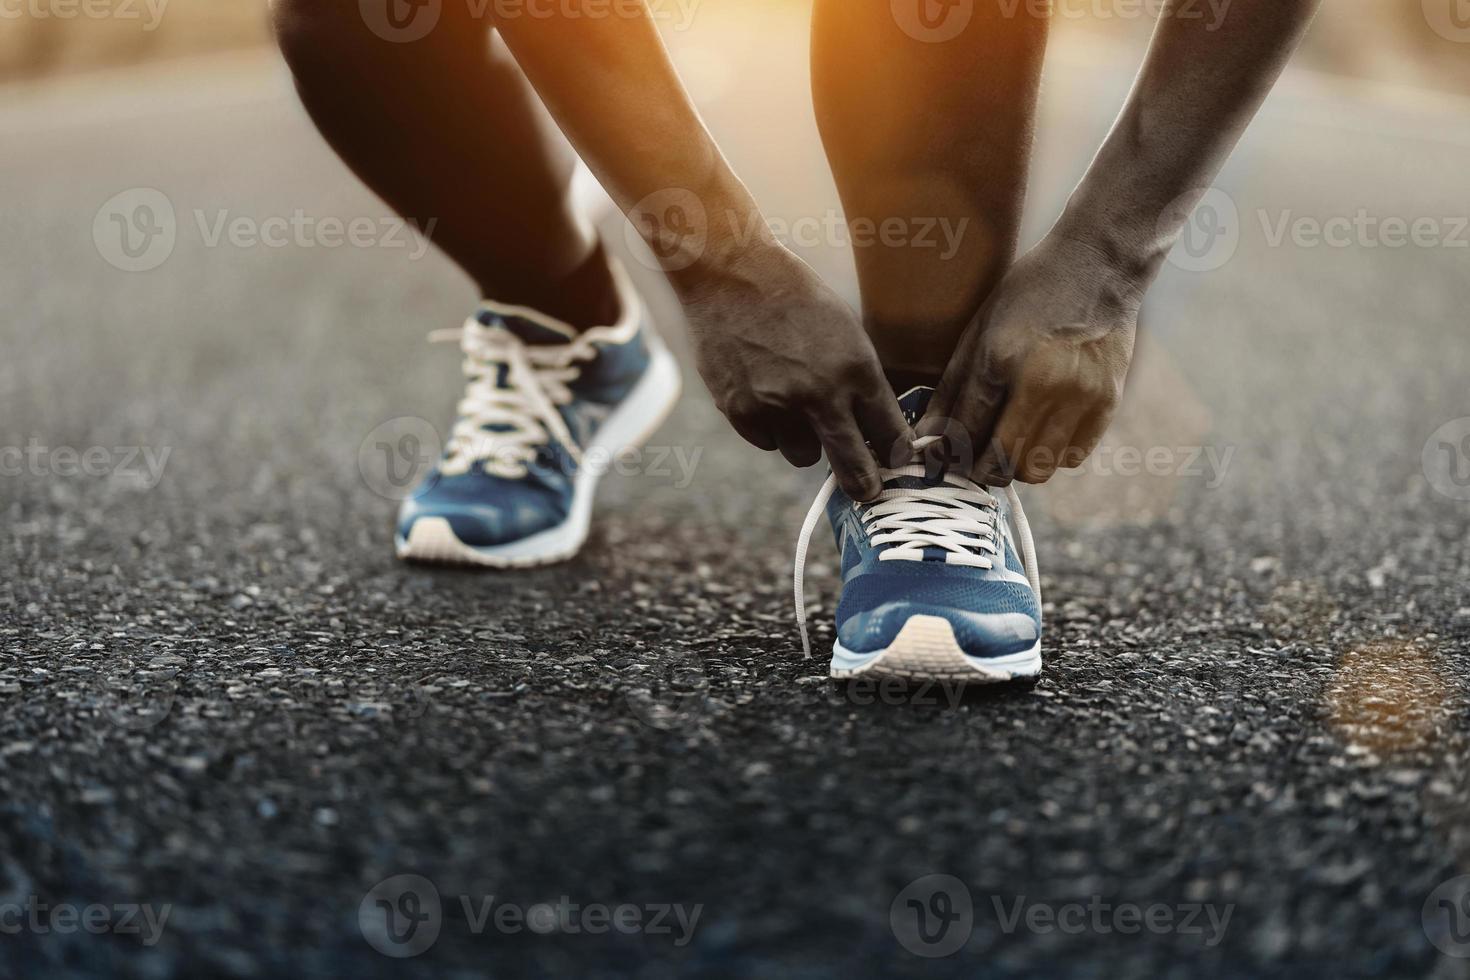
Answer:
794;387;1043;683
396;258;681;567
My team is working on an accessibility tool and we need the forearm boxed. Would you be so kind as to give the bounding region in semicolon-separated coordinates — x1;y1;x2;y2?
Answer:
1054;0;1321;290
491;3;772;286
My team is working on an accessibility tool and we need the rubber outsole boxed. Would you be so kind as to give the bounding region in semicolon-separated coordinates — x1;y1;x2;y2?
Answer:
395;342;682;569
830;614;1042;684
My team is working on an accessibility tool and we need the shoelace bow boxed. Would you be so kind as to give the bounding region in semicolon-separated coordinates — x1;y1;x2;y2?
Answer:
793;436;1041;658
428;317;599;479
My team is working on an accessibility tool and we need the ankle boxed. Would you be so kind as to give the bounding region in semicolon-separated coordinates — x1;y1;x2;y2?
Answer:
481;242;621;331
884;368;941;397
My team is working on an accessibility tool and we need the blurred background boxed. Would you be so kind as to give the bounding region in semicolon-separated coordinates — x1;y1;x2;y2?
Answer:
5;2;1470;976
4;0;1468;92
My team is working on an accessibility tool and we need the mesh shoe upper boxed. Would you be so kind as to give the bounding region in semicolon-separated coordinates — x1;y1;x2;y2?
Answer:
396;293;652;549
823;387;1042;658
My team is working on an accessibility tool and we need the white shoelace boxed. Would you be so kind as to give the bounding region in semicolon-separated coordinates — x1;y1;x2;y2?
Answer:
793;436;1042;659
428;317;599;479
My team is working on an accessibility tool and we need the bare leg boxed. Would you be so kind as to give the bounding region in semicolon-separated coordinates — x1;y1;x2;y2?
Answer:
811;1;1049;386
271;0;617;327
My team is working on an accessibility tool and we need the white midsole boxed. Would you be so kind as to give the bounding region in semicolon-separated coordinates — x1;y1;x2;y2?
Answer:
396;340;682;567
830;614;1042;684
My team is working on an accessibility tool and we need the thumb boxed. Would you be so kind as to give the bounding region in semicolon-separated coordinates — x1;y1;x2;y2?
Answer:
918;375;1008;481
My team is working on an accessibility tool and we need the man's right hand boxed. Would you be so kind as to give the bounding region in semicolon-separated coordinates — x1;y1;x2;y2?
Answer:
680;243;912;502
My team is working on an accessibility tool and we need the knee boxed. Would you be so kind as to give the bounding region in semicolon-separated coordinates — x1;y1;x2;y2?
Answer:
270;0;388;76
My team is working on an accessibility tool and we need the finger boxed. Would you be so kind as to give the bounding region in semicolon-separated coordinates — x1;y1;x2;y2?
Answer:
774;423;823;469
972;382;1038;486
854;390;914;470
729;413;778;452
1024;405;1086;484
811;410;883;501
918;381;1008;489
1068;405;1116;461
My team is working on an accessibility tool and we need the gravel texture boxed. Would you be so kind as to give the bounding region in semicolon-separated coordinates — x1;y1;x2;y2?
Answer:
3;27;1470;979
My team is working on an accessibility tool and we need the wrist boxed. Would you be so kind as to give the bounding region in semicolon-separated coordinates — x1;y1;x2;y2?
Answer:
1029;222;1152;317
1048;195;1164;297
665;231;799;308
623;167;782;291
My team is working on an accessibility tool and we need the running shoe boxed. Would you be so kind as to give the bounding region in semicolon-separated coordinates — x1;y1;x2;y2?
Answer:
794;387;1043;682
395;259;681;567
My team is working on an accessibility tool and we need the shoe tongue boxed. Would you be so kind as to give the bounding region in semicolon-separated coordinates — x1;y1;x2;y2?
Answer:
477;308;577;346
895;385;935;426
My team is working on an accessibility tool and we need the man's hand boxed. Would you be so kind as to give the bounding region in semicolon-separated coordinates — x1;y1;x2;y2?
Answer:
683;243;912;501
915;0;1321;487
921;234;1139;486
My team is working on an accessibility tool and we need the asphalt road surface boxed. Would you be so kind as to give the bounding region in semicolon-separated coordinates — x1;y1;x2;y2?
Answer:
4;11;1470;979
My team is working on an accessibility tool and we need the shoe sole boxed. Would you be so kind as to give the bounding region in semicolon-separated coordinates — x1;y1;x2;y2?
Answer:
830;615;1042;684
395;340;682;568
